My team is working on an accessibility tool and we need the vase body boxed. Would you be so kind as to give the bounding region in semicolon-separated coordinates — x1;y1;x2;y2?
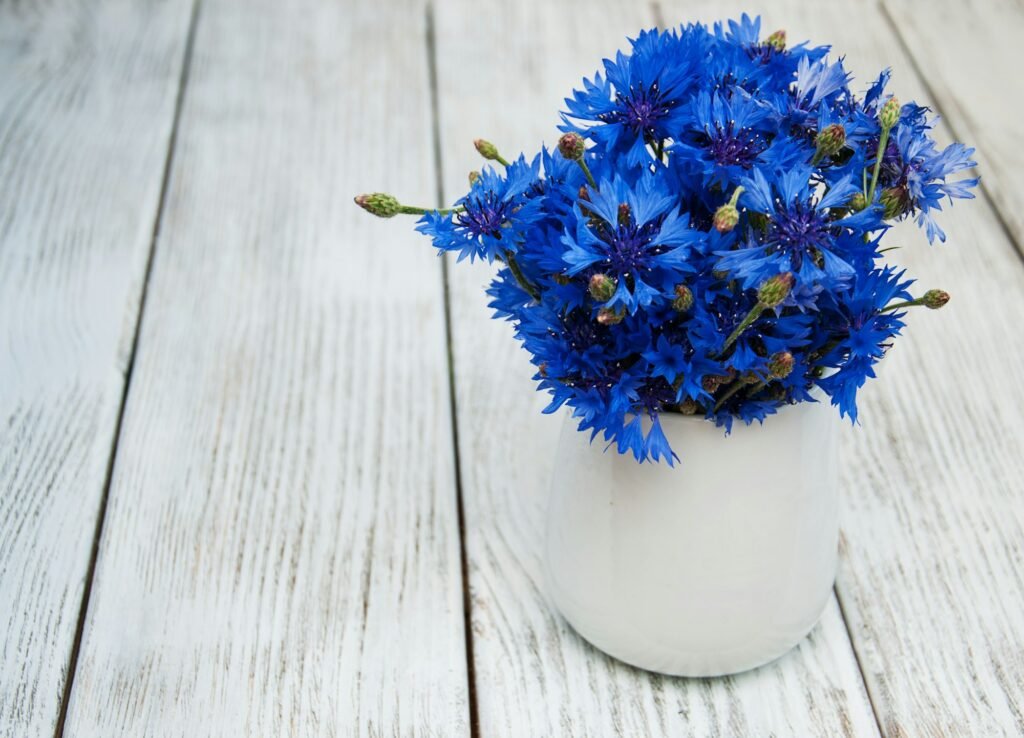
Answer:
544;400;839;677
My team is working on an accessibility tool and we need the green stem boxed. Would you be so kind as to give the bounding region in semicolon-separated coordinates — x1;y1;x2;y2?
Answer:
504;251;540;302
713;378;763;412
880;297;927;313
720;302;766;355
397;204;465;216
866;125;892;205
495;155;511;167
576;158;597;189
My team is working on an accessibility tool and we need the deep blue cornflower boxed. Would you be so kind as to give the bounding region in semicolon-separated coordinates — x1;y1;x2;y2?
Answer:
416;156;543;262
716;166;879;292
363;16;978;463
561;173;701;313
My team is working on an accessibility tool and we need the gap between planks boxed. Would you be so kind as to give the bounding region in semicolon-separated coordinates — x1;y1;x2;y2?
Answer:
425;3;481;737
51;1;203;736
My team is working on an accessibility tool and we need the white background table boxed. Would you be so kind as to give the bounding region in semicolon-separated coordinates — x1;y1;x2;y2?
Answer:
2;0;1022;735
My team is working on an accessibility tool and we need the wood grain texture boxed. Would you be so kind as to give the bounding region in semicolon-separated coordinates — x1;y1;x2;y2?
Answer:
432;2;880;735
881;0;1024;257
658;0;1024;734
0;1;194;735
60;0;469;735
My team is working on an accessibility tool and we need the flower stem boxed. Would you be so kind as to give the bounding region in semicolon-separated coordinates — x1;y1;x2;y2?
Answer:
866;126;892;205
713;378;763;412
504;250;540;302
720;302;766;355
397;205;465;216
576;158;597;189
879;297;928;312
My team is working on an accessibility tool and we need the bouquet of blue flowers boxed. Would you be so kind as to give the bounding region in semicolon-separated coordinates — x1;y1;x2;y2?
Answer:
356;16;978;465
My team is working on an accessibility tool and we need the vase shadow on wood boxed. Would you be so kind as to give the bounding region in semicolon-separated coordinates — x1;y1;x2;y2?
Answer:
544;397;840;677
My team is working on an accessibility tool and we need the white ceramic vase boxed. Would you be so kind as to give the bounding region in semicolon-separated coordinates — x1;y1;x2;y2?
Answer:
544;398;839;677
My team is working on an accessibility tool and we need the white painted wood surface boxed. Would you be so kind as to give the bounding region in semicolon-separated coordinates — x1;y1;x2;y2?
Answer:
58;0;469;735
2;0;1023;735
0;1;194;735
658;0;1024;734
432;2;879;735
881;0;1024;257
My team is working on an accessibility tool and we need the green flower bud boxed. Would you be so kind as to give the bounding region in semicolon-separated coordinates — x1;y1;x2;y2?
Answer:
468;170;481;186
757;272;794;307
767;351;795;379
922;289;950;309
849;192;868;212
766;29;786;51
713;202;739;233
558;132;586;160
814;123;846;159
672;284;694;312
880;186;910;219
354;192;401;218
880;97;901;131
597;307;625;326
474;138;502;161
588;273;616;302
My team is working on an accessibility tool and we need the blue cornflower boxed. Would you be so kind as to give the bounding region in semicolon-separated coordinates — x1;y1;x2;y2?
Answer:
417;156;542;262
561;173;701;313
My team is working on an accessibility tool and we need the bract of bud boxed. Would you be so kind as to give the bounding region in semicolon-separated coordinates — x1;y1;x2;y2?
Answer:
672;284;694;312
757;272;795;307
849;192;868;212
597;307;625;326
922;289;950;309
880;97;901;130
766;29;786;51
474;138;501;161
354;193;401;218
767;351;795;379
558;132;586;160
588;273;617;302
713;202;739;233
468;170;481;186
814;123;846;159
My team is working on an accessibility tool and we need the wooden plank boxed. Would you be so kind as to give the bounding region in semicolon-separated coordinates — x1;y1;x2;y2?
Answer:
881;0;1024;255
432;2;880;735
0;1;195;735
60;0;469;735
658;0;1024;733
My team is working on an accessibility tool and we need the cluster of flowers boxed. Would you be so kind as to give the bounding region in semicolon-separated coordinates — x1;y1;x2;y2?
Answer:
356;15;978;464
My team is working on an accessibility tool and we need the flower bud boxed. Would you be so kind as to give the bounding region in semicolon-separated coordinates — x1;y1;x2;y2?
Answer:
678;398;699;415
558;132;586;160
617;203;631;227
849;192;868;212
766;29;786;51
880;186;910;219
474;138;502;161
767;351;795;379
713;202;739;233
354;192;401;218
588;273;616;302
702;374;728;393
578;185;590;202
757;272;794;307
672;284;694;312
814;124;846;159
922;289;950;309
597;307;624;326
880;97;901;130
468;170;481;186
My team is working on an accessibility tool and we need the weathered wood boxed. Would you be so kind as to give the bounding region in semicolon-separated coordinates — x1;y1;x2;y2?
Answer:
432;2;880;735
881;0;1024;257
60;0;469;735
659;0;1024;734
0;1;195;735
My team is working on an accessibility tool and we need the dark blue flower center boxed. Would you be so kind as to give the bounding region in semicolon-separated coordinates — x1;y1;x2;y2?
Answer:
594;215;663;277
600;82;673;138
705;124;767;167
457;193;507;238
769;201;830;266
